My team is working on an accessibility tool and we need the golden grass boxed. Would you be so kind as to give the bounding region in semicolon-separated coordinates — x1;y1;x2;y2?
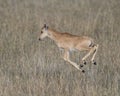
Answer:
0;0;120;96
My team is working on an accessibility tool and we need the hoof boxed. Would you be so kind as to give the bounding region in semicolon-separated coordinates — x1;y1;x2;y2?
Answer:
93;62;97;65
80;64;84;68
91;60;97;65
82;70;85;73
83;60;86;65
84;61;87;65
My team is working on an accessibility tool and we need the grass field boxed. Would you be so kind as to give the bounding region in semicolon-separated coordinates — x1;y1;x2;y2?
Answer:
0;0;120;96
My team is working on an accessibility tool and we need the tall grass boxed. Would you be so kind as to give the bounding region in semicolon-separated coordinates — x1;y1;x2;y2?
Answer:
0;0;120;96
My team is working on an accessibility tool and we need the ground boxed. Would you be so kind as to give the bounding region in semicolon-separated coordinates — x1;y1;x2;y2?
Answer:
0;0;120;96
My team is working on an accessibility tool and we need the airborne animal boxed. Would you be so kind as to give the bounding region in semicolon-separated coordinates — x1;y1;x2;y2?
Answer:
39;24;99;73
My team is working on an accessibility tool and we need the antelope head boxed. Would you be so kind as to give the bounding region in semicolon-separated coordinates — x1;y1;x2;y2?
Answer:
39;24;49;40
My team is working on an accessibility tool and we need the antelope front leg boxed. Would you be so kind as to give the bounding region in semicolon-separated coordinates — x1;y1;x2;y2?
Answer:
63;49;85;72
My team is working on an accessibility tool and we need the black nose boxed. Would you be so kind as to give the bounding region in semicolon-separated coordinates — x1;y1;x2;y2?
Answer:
39;38;41;41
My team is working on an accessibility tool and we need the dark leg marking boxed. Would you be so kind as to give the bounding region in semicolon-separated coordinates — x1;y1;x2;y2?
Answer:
93;61;97;65
92;60;97;65
83;60;87;65
80;64;84;68
82;70;85;73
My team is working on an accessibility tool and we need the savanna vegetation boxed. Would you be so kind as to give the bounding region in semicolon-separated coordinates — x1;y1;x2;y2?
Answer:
0;0;120;96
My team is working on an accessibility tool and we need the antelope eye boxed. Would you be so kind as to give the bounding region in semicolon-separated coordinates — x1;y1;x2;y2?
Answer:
41;31;43;33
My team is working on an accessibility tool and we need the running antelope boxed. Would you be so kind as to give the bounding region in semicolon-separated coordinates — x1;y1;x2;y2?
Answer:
39;24;98;73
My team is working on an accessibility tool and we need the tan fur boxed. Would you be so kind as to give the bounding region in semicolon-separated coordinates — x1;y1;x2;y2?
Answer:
39;24;99;72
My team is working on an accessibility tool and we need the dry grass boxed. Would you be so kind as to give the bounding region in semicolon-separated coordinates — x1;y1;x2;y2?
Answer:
0;0;120;96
